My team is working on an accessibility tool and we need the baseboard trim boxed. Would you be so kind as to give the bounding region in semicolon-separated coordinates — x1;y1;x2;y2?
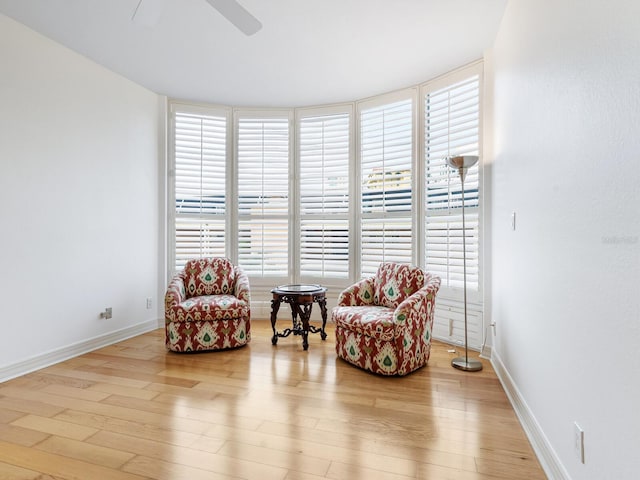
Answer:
0;319;160;383
491;350;570;480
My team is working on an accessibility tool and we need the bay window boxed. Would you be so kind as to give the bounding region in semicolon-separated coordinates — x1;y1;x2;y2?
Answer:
168;62;483;307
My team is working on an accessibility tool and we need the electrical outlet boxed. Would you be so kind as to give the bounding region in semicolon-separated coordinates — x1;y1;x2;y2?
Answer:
146;297;152;309
100;307;113;319
574;422;585;464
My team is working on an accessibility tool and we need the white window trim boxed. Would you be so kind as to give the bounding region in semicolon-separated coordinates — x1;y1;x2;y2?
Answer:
232;108;293;287
420;61;484;305
167;102;232;278
295;103;355;285
355;88;419;279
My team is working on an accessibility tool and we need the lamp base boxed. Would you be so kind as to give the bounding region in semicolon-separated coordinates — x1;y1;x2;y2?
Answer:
451;357;483;372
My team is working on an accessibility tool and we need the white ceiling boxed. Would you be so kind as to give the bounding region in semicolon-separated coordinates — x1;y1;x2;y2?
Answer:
0;0;507;107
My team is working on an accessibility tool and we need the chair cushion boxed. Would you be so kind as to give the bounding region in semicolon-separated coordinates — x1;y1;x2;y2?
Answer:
332;305;396;341
373;263;425;308
183;258;236;298
171;294;248;323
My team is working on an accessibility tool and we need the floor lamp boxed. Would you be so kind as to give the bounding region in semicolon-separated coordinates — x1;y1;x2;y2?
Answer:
447;155;483;372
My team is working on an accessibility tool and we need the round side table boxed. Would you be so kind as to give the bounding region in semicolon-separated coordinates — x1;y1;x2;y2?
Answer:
270;284;328;351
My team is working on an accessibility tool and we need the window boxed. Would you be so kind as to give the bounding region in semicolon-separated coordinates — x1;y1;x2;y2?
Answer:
298;110;351;280
172;106;228;271
359;97;414;276
236;114;290;277
168;62;483;299
424;74;480;291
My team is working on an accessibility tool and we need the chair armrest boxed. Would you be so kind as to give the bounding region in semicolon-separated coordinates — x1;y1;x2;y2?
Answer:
393;276;441;332
233;266;251;305
337;277;375;306
165;274;186;322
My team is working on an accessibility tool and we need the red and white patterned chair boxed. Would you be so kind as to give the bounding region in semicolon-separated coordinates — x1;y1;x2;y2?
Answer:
165;257;251;352
332;263;441;376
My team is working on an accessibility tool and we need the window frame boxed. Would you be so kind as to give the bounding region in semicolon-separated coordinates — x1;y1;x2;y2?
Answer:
420;62;483;303
168;102;232;276
356;88;419;278
295;103;355;284
232;108;294;286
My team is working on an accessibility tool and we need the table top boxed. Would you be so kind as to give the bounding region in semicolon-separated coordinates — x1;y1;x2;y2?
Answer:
271;284;327;295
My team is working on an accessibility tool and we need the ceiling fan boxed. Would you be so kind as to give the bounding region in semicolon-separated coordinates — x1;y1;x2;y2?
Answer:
132;0;262;36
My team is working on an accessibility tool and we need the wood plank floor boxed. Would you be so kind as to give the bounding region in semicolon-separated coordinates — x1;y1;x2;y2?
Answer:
0;320;546;479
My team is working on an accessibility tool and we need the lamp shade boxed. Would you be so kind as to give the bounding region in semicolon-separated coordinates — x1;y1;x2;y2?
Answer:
446;155;478;182
446;155;478;170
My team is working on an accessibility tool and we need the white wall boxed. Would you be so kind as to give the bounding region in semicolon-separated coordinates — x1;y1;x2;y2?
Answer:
488;1;640;478
0;13;162;377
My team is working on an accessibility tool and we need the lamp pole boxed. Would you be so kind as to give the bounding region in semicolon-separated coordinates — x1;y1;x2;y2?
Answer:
447;155;482;372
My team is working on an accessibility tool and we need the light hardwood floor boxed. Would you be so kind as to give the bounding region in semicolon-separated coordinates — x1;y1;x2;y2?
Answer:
0;320;546;479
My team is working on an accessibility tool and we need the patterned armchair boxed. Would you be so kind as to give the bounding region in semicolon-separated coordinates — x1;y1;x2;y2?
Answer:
165;257;251;352
332;263;441;376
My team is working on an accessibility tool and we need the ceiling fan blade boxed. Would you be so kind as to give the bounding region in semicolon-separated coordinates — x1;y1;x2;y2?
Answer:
131;0;167;27
204;0;262;36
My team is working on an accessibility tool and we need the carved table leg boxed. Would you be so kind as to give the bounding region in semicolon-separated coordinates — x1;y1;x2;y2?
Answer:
270;297;281;345
317;296;328;341
290;303;302;335
298;303;313;351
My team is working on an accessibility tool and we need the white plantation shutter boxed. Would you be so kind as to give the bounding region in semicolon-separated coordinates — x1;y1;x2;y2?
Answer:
173;109;228;270
424;75;480;290
299;112;350;279
361;217;413;275
237;116;290;276
360;98;413;276
168;65;484;290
